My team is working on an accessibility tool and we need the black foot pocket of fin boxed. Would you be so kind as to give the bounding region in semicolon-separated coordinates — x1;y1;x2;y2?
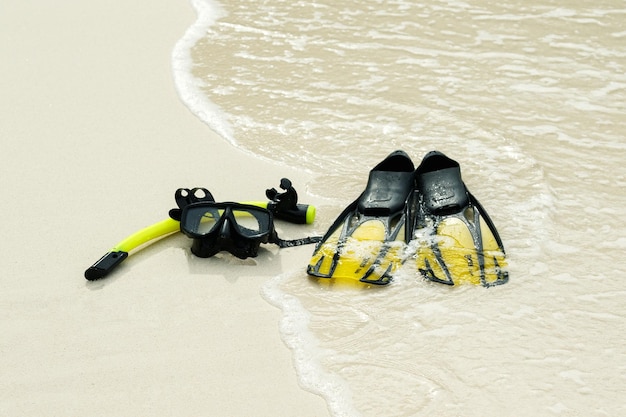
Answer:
415;151;469;216
414;150;509;287
307;150;416;284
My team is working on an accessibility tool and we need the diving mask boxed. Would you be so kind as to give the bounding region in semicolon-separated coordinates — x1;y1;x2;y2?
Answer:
170;180;320;259
179;202;278;259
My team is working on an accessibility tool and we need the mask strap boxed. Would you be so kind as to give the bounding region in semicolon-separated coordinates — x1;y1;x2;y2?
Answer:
274;235;322;248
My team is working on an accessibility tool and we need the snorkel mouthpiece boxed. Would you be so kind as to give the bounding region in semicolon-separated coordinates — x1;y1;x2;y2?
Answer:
266;178;315;224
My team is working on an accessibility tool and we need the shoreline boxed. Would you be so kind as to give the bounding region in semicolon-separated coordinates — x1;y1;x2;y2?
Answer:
0;1;329;416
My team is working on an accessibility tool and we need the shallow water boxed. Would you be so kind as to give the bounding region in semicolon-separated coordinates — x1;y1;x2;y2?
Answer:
174;0;626;415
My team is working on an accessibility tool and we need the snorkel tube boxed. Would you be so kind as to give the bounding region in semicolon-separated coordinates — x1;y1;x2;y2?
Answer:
85;179;317;280
84;218;180;280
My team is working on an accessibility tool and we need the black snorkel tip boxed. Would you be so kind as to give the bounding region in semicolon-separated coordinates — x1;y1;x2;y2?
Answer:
269;203;315;224
84;251;128;280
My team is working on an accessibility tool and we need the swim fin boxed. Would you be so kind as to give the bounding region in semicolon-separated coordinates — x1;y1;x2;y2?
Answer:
307;150;416;285
413;151;508;287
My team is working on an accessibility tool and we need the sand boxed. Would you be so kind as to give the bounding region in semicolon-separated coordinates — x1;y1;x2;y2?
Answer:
0;1;329;415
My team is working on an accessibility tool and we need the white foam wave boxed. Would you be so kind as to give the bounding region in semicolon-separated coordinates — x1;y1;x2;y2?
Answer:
171;0;234;142
261;272;363;417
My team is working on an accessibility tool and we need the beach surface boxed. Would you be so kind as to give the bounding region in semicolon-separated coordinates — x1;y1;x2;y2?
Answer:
0;1;329;416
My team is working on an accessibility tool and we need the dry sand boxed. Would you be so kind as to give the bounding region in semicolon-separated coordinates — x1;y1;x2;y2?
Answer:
1;1;329;415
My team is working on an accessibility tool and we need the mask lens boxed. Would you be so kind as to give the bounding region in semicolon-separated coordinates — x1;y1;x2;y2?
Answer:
231;208;263;234
183;206;222;236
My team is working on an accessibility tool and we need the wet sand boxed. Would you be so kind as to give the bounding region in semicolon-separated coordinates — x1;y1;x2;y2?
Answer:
0;1;329;415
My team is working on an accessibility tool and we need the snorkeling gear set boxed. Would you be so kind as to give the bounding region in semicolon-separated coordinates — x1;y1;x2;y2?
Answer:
85;179;319;280
86;152;508;287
